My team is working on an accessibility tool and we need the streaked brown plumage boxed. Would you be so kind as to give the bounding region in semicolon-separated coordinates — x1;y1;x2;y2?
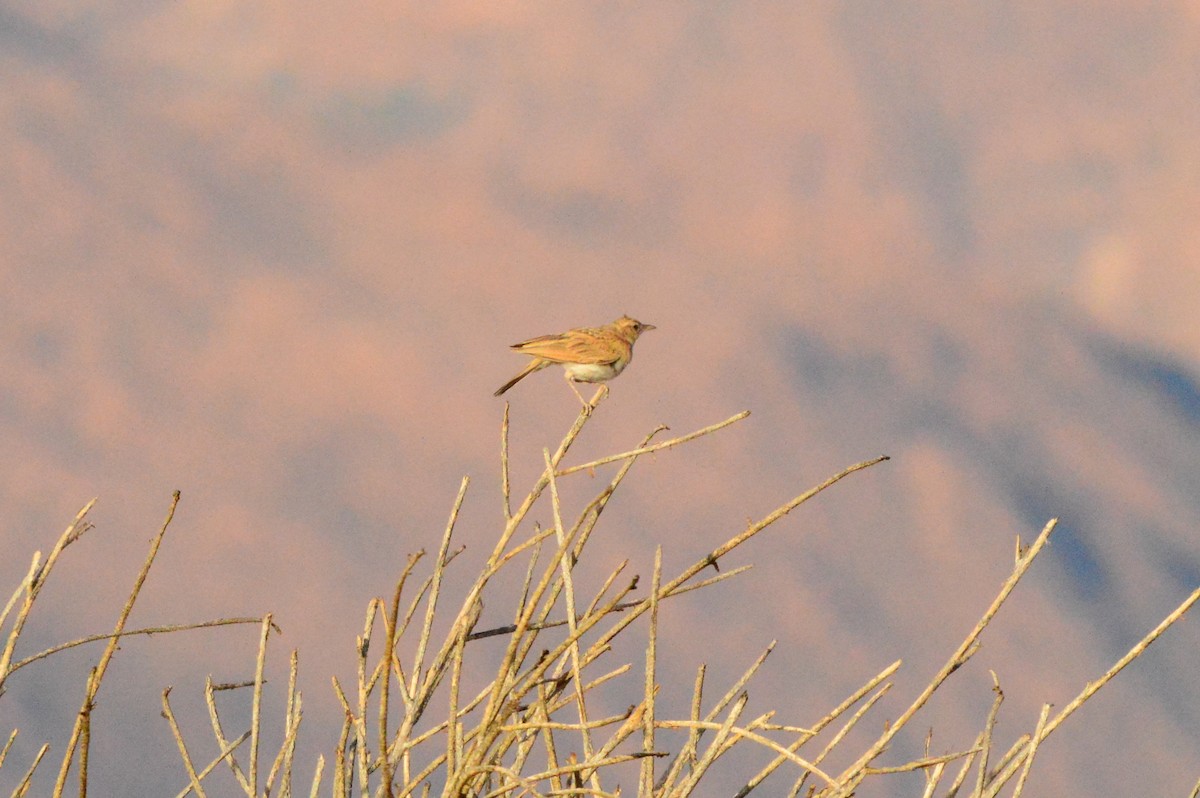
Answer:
494;315;656;405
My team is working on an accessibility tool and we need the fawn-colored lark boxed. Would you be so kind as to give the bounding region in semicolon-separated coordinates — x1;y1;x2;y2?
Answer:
494;316;655;406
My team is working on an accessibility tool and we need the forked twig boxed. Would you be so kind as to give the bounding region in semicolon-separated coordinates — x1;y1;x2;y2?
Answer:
824;518;1057;797
53;492;182;796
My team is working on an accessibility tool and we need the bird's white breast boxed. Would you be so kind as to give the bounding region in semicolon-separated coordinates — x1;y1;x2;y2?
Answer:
563;361;625;383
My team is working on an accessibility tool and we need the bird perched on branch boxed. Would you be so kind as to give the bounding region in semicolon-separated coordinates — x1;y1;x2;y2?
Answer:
494;315;656;407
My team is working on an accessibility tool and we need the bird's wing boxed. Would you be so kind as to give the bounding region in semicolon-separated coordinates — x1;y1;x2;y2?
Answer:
509;329;622;365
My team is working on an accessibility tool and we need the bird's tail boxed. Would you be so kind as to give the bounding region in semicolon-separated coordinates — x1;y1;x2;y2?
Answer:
494;360;546;397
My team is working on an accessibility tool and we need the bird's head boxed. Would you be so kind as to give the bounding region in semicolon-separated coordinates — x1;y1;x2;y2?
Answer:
616;315;656;341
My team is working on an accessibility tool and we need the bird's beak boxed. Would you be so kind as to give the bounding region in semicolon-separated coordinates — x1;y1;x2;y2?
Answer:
642;323;656;331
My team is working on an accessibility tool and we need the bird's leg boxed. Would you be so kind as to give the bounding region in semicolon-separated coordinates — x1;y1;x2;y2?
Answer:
565;373;591;412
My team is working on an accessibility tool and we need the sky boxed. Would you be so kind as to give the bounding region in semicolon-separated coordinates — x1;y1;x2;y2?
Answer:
2;2;1200;795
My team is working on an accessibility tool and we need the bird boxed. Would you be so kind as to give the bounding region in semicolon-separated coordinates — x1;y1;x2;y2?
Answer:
494;315;656;406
